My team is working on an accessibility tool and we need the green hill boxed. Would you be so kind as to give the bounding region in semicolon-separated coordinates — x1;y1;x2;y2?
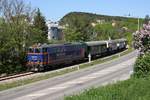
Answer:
60;12;143;45
60;12;138;25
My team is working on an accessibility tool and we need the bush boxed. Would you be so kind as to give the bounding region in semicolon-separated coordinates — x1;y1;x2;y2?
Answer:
133;53;150;78
133;23;150;55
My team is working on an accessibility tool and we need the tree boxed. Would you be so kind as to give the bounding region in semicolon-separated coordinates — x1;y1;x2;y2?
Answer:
0;0;45;74
93;23;123;40
63;14;92;42
134;53;150;78
133;22;150;55
33;8;48;42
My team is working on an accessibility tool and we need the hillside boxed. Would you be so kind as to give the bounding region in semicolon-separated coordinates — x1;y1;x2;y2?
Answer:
60;12;138;25
60;12;143;45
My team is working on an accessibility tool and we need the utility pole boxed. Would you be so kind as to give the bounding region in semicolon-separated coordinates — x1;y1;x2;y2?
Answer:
88;53;91;63
138;17;140;31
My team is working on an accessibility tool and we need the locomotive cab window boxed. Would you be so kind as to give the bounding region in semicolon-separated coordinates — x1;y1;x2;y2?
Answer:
42;48;47;52
35;48;41;53
28;48;34;53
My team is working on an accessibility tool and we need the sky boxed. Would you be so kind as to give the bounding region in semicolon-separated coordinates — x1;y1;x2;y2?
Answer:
26;0;150;21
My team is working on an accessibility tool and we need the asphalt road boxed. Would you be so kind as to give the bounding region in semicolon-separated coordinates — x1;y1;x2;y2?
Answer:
0;51;138;100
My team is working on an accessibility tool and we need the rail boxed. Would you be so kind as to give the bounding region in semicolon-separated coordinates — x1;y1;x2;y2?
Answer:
0;72;34;81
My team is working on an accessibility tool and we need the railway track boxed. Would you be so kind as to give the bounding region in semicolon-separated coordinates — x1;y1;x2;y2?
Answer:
0;72;34;81
0;49;129;82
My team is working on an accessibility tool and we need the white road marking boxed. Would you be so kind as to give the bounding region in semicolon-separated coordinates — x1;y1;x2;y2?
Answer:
27;93;46;97
14;57;136;100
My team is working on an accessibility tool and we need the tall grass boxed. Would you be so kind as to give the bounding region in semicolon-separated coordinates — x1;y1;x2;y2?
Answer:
65;77;150;100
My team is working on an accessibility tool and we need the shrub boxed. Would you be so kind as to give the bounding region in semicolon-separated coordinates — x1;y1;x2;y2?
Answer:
133;53;150;78
133;22;150;78
133;22;150;55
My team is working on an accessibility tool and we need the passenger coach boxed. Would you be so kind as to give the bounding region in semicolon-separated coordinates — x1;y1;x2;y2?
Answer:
85;41;108;57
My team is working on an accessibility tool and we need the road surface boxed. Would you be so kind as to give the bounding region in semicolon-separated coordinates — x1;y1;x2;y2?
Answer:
0;51;138;100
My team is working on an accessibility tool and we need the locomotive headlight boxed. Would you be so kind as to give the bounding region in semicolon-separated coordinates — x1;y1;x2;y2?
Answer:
117;43;120;47
37;60;40;64
124;42;126;45
37;59;41;64
32;56;37;60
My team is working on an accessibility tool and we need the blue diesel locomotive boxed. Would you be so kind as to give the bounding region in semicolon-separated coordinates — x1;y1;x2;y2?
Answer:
27;43;86;71
27;39;127;71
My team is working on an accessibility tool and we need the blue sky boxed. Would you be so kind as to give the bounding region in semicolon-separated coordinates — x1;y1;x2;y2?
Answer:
26;0;150;21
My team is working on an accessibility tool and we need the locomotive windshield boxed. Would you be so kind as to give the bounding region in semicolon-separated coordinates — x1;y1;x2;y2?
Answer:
28;48;34;53
35;48;41;53
28;48;41;53
42;48;47;52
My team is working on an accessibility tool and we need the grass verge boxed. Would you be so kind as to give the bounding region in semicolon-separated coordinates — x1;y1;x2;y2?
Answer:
0;67;77;91
65;76;150;100
0;48;134;91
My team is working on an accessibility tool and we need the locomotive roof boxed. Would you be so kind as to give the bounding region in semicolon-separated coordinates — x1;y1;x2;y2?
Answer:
30;42;84;48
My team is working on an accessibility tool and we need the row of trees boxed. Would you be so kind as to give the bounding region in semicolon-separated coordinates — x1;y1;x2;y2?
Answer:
0;0;47;74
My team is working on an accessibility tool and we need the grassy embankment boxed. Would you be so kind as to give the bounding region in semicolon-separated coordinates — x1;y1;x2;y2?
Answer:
65;50;150;100
65;76;150;100
0;48;133;91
